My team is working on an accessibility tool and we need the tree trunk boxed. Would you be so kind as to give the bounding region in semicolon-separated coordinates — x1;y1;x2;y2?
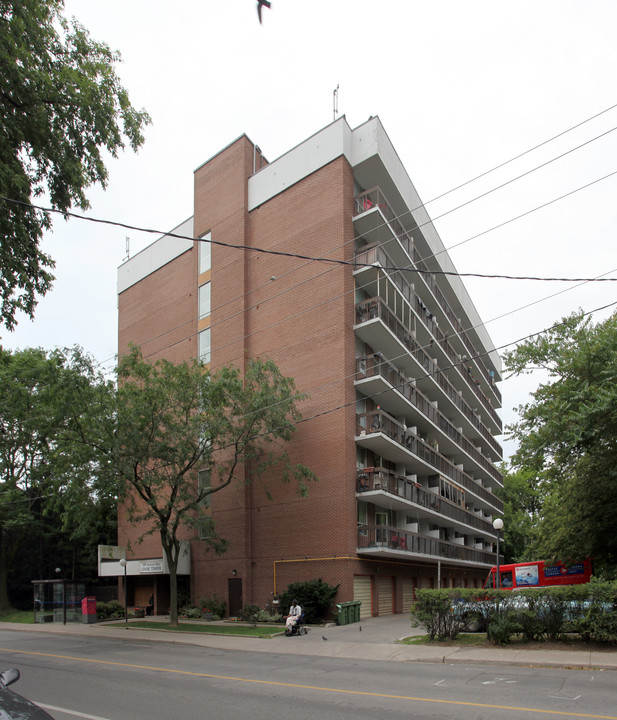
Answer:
0;525;12;612
161;531;179;627
0;526;12;612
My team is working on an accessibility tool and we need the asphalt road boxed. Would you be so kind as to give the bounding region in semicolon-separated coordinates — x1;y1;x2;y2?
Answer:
1;630;615;720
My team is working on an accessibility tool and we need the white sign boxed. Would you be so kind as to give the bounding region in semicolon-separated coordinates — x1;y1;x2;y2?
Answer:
140;560;164;574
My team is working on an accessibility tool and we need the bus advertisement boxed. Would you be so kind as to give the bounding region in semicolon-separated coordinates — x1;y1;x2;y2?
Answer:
483;559;592;589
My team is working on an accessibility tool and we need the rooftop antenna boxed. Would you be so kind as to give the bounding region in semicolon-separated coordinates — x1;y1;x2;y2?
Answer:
124;236;130;262
333;84;339;122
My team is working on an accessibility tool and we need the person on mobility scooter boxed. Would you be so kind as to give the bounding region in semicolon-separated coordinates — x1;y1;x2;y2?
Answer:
285;599;306;636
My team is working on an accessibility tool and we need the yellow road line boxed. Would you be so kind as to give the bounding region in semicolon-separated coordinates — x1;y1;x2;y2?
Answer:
1;647;615;720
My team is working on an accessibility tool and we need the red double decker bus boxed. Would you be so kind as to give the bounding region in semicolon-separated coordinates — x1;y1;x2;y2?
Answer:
483;559;592;589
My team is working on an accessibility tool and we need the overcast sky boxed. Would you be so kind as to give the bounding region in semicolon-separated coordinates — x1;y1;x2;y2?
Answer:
4;1;617;459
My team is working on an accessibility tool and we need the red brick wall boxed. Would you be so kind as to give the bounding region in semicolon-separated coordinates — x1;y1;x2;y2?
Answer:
189;144;360;608
118;247;197;364
117;242;198;557
190;137;254;604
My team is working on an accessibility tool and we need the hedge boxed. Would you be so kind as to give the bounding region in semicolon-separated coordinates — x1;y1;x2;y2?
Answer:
411;580;617;645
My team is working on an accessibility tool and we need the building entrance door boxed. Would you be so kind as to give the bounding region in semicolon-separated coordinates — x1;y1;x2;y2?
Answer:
228;578;242;616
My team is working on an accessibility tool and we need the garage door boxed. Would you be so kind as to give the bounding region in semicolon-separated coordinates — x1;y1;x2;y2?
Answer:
377;575;394;615
401;577;415;613
353;575;372;618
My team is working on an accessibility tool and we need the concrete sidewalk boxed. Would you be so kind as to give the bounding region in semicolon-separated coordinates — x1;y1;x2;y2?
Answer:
1;615;616;671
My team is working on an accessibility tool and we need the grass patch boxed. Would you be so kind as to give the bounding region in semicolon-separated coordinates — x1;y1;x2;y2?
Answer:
0;609;34;624
126;621;282;638
401;633;487;646
401;632;610;651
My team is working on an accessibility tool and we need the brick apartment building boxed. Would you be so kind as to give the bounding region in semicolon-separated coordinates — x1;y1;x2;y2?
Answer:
114;116;503;618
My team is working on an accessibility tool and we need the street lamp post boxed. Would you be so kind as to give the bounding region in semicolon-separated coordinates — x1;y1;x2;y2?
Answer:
119;558;128;623
493;518;504;588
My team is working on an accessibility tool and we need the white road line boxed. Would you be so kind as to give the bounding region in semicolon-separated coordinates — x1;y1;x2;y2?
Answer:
36;703;111;720
433;679;445;686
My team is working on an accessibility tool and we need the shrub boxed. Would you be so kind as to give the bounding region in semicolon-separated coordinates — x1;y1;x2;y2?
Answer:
575;605;617;644
278;579;340;624
256;608;282;623
179;605;203;619
197;593;227;619
569;580;617;644
517;606;544;642
240;604;261;623
487;610;518;645
473;590;509;633
537;589;568;641
412;588;477;641
96;600;124;620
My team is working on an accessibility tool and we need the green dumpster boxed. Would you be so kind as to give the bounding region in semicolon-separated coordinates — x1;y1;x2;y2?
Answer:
337;601;361;625
335;603;346;625
336;602;351;625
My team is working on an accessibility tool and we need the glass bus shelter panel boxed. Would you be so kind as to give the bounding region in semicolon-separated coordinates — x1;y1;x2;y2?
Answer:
33;580;86;623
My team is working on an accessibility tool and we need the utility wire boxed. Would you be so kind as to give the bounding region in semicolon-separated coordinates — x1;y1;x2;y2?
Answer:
426;167;617;262
5;106;617;400
287;299;617;434
422;100;617;207
138;259;617;442
6;291;617;474
412;123;617;230
3;189;617;283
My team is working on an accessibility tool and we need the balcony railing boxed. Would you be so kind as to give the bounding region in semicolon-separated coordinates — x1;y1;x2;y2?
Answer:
355;298;502;431
357;524;496;565
357;410;502;508
357;354;502;471
354;187;501;404
356;468;495;534
355;242;501;418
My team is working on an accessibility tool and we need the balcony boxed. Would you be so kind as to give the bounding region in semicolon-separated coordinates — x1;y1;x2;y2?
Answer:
356;468;496;536
355;298;502;435
357;525;496;567
353;187;501;407
356;410;503;509
356;354;502;473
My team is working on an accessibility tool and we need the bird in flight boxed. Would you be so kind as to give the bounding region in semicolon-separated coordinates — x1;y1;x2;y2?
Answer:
257;0;271;24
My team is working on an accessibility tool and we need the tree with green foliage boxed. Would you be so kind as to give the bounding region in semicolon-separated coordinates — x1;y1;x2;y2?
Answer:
0;0;150;330
0;345;116;610
105;348;317;627
497;464;542;563
505;310;617;577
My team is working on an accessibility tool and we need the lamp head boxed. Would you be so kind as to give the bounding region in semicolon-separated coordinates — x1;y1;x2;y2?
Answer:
493;518;504;531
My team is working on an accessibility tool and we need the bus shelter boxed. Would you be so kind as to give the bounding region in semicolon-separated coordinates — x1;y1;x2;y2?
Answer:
32;579;85;624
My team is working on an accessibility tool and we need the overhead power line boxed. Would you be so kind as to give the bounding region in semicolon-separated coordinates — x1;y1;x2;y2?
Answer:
2;190;617;283
422;100;617;207
420;123;617;229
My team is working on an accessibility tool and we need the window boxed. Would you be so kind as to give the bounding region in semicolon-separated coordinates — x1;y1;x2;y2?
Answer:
199;281;211;318
199;233;211;274
440;476;465;506
198;469;211;508
357;501;368;525
199;328;211;364
375;511;388;526
198;516;214;540
500;571;513;587
198;469;212;539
